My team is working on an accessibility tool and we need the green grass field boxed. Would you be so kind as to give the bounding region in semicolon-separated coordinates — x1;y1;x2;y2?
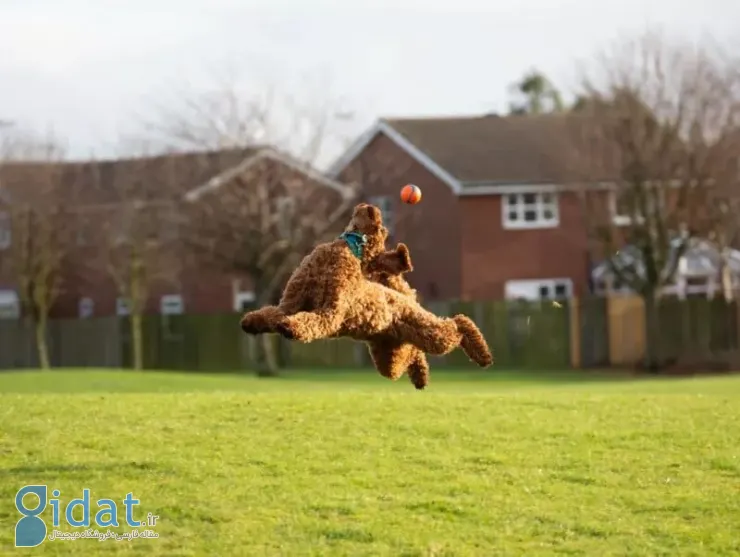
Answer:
1;368;739;556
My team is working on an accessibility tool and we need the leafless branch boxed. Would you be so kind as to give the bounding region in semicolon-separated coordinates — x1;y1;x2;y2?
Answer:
87;145;183;316
140;68;355;170
565;31;740;296
0;127;74;368
143;76;358;317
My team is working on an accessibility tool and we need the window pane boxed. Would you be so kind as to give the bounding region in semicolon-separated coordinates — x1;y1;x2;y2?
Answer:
554;284;567;297
524;210;537;221
539;285;550;298
369;196;389;212
615;191;634;216
0;212;10;249
506;194;519;206
543;208;554;220
507;211;518;221
541;193;553;204
523;193;536;205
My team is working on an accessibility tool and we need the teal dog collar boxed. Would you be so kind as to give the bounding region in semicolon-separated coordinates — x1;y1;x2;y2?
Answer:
339;231;367;259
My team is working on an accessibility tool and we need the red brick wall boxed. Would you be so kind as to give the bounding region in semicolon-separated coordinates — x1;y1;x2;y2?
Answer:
339;132;462;300
459;191;591;299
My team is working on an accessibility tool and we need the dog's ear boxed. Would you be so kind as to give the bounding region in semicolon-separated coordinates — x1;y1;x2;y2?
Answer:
365;204;382;224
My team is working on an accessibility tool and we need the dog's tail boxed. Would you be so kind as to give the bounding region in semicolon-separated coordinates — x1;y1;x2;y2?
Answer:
453;314;493;368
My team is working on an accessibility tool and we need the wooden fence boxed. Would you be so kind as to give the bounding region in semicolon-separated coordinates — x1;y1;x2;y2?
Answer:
0;296;738;371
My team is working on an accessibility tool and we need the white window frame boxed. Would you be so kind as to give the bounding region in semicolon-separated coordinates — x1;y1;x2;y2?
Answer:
504;278;573;301
160;294;184;315
234;291;255;312
368;195;394;235
0;211;11;250
116;297;130;316
502;192;559;230
78;297;94;318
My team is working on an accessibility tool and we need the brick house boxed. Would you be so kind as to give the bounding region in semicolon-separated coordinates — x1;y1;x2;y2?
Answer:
330;113;740;303
329;114;596;302
0;187;19;318
0;147;351;319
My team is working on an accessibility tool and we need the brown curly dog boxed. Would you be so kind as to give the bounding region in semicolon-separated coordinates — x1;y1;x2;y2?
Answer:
239;203;492;369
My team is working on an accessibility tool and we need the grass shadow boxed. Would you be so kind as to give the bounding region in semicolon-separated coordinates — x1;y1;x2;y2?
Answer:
0;461;160;478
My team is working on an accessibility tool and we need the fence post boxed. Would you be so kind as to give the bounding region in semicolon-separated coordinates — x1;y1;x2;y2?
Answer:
569;297;581;369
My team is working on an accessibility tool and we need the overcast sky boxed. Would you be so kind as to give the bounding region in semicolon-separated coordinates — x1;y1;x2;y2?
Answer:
1;0;737;161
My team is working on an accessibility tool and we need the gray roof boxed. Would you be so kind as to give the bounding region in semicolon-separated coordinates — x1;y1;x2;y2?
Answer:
385;114;573;185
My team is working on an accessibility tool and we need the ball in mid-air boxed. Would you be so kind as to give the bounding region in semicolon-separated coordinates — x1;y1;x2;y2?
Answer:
400;184;422;204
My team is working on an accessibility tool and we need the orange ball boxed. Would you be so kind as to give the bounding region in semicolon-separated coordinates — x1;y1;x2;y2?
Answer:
400;184;422;204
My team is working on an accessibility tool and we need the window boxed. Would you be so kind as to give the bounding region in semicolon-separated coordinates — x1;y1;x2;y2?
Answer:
502;192;558;229
160;205;180;242
0;289;19;319
160;294;184;315
76;217;91;247
116;297;130;316
504;279;573;301
592;276;634;297
0;211;11;249
275;197;295;238
114;209;133;245
234;291;255;312
611;187;665;226
612;190;640;226
78;297;94;318
369;195;394;234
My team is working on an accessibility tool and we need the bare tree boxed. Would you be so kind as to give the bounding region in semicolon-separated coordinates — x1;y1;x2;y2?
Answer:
181;150;355;375
0;129;73;369
144;69;356;168
566;32;740;370
147;77;357;375
685;65;740;301
87;150;182;370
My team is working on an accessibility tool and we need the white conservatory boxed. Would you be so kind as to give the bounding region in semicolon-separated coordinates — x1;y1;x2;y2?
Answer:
591;239;740;299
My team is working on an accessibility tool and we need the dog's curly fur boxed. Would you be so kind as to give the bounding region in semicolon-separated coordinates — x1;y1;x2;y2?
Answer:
239;203;493;375
363;240;431;390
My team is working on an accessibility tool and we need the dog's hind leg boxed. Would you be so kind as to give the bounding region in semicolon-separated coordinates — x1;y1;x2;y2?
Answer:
407;350;430;390
367;340;415;381
394;306;462;356
453;314;493;368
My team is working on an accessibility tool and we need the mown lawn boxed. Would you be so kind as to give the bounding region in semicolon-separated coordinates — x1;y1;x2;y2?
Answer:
0;368;739;556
